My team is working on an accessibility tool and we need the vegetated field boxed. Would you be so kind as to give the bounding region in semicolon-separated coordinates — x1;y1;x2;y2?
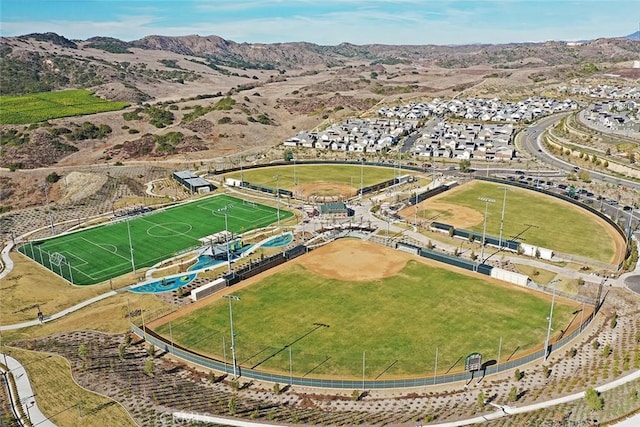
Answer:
225;164;400;191
428;181;621;264
5;347;135;427
154;240;580;379
0;89;129;124
17;194;292;285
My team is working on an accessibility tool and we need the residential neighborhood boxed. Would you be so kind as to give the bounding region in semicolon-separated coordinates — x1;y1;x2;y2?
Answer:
283;96;578;160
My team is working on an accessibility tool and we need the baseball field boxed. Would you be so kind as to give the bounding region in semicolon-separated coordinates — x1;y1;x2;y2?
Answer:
225;164;401;198
402;181;623;264
153;239;583;379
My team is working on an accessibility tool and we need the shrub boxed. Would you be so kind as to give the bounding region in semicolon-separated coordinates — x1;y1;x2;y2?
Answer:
585;387;603;411
45;172;61;183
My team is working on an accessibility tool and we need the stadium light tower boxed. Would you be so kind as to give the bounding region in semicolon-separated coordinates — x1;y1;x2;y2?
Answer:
217;205;234;275
497;187;511;250
126;219;136;275
223;294;241;378
274;174;281;225
544;278;561;360
42;183;55;235
478;197;495;266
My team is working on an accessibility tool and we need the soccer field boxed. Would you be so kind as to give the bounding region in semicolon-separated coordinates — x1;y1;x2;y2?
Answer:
18;195;292;285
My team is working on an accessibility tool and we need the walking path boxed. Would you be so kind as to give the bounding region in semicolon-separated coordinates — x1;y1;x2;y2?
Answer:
0;290;118;331
1;353;56;427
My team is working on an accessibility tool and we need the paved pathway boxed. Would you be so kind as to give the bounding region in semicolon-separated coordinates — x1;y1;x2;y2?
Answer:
1;353;56;427
0;291;118;331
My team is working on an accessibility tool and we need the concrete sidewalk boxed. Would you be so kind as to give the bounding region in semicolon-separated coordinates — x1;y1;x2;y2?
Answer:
1;353;56;427
0;291;118;331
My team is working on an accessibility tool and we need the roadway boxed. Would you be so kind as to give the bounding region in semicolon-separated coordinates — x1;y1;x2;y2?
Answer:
519;112;640;232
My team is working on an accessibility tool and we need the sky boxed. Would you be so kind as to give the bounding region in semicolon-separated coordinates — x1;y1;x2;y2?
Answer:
0;0;638;46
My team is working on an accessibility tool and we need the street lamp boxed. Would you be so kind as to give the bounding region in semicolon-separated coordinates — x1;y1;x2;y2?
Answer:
223;294;241;378
544;279;560;360
217;205;234;275
478;197;495;266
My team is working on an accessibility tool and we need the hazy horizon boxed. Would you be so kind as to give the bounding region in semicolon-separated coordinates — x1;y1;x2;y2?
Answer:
1;0;638;46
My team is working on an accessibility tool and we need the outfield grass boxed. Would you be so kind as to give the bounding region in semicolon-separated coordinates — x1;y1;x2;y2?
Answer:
0;89;129;124
155;260;579;379
225;164;400;190
17;194;292;285
433;181;617;263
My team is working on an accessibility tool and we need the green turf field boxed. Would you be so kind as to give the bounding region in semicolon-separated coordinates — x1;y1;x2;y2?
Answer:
0;89;129;124
155;259;579;378
225;164;400;190
18;194;292;285
431;181;617;263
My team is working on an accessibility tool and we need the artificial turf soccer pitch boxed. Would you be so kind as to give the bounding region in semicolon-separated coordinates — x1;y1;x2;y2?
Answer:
18;194;292;285
154;256;581;379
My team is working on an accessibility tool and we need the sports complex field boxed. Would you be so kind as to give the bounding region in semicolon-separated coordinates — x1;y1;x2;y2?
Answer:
154;239;583;379
407;181;623;264
226;164;400;197
18;194;292;285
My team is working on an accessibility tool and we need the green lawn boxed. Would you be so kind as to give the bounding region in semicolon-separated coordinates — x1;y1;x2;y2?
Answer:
434;181;616;263
225;164;400;190
0;89;129;124
155;259;578;378
18;194;292;285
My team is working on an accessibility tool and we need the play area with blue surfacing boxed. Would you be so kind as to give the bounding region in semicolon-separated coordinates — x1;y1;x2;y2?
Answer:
129;232;293;294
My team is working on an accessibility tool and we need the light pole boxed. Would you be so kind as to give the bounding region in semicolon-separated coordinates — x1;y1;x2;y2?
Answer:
360;158;364;199
478;197;495;266
544;279;560;360
42;183;55;235
126;219;136;275
497;187;509;250
274;174;281;225
223;294;241;378
217;205;234;275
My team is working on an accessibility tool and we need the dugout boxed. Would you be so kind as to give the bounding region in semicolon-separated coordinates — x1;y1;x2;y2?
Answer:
173;170;216;193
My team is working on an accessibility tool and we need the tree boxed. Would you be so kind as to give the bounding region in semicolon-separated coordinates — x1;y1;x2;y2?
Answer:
77;343;88;361
459;159;472;172
146;344;156;359
351;389;361;401
477;391;486;409
273;383;281;395
228;396;238;415
144;359;154;376
509;386;518;402
514;368;524;381
585;387;604;411
284;150;294;162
